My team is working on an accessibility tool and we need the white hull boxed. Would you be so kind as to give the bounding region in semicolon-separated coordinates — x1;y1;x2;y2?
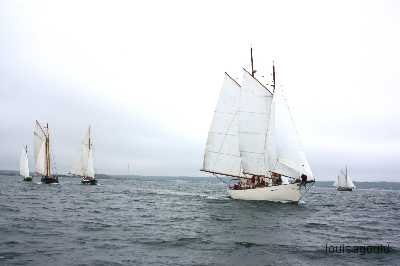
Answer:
228;183;302;202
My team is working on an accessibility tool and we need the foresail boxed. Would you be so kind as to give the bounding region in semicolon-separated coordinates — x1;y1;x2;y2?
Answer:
19;148;29;177
35;141;47;175
203;73;242;177
337;169;347;187
87;149;95;177
77;126;95;177
19;148;25;176
266;86;313;179
238;69;273;175
347;175;355;187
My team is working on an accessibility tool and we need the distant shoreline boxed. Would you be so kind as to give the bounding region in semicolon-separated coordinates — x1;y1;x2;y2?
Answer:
0;169;398;182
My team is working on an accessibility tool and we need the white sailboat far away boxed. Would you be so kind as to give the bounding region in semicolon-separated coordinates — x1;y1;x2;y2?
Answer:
77;126;97;185
334;166;354;191
34;120;59;184
20;145;32;181
201;48;315;202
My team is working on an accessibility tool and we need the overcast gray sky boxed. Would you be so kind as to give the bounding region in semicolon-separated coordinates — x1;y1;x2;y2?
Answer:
1;0;399;181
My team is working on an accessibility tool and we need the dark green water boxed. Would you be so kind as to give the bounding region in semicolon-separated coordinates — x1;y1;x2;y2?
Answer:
0;175;399;265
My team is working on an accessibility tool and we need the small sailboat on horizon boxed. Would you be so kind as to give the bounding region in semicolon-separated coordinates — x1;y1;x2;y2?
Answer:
20;145;32;181
34;120;59;184
76;126;97;185
201;48;315;202
334;166;354;191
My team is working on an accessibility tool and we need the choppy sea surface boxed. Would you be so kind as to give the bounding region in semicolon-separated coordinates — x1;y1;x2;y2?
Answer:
0;175;399;266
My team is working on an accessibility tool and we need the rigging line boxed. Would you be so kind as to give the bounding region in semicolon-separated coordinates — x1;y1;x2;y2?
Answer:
35;120;48;138
225;72;241;87
213;173;231;186
238;131;266;135
242;68;273;95
212;111;238;115
277;86;307;158
209;131;237;136
206;150;241;157
238;110;270;114
50;142;57;175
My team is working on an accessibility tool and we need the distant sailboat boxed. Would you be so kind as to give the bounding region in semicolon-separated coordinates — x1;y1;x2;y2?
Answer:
34;120;59;184
201;48;315;202
334;166;354;191
77;126;97;185
20;145;32;181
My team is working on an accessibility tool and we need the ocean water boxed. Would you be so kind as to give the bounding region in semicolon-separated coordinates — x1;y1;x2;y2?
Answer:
0;175;399;266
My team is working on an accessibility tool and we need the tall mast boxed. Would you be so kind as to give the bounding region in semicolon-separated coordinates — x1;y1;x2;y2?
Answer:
272;61;276;93
345;165;348;185
46;123;51;177
251;48;256;77
88;126;91;151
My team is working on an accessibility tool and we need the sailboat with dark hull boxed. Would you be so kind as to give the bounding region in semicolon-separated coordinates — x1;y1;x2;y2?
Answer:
201;49;315;202
334;166;354;191
76;126;97;185
20;145;32;181
34;121;59;184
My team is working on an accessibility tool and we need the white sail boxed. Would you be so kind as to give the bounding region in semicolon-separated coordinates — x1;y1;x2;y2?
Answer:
238;69;273;175
202;73;242;177
33;121;49;176
267;86;313;179
19;148;30;177
87;149;95;177
76;126;95;178
346;175;354;188
336;167;354;188
337;171;347;187
36;141;47;175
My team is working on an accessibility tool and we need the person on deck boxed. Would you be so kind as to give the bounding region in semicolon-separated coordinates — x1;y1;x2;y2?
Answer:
277;176;282;186
301;174;308;186
260;177;265;187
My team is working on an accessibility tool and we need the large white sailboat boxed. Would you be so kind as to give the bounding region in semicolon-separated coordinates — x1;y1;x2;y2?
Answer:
201;49;315;202
334;166;354;191
34;120;59;184
76;126;97;185
19;145;32;181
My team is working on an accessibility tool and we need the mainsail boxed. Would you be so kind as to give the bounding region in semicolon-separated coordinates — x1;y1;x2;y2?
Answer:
33;121;50;176
76;126;95;178
202;73;242;177
19;147;30;177
267;86;313;179
238;69;273;175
